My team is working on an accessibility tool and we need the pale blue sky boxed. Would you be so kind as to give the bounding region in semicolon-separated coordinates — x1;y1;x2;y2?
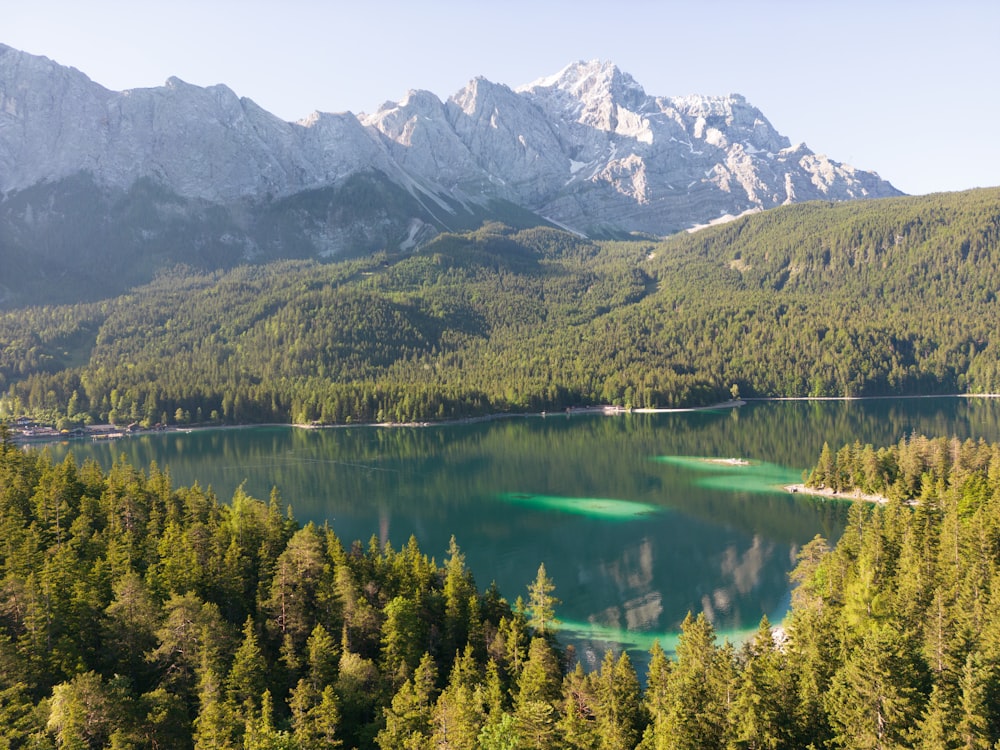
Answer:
6;0;1000;196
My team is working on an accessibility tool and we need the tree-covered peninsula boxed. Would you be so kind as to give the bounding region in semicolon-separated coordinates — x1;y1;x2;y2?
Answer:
4;188;1000;429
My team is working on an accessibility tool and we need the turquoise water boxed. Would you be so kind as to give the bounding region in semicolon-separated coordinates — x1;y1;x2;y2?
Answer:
652;456;803;494
497;492;664;520
39;397;1000;672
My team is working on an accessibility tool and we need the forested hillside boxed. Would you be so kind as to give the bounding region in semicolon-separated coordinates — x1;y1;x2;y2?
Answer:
2;433;1000;747
3;188;1000;427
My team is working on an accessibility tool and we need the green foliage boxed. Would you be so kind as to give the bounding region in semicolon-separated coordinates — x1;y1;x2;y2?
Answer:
526;562;560;638
826;624;926;749
376;651;437;749
8;188;1000;427
0;449;521;747
593;650;643;750
4;430;1000;746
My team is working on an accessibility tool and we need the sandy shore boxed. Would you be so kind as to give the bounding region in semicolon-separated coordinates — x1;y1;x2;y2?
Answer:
785;483;891;504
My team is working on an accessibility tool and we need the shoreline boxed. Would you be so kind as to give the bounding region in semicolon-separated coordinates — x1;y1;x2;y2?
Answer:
784;483;891;505
12;400;747;446
746;393;1000;403
13;391;1000;447
358;399;748;429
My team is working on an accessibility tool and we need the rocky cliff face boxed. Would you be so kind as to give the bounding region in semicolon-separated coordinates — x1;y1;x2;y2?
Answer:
0;45;902;302
0;44;399;202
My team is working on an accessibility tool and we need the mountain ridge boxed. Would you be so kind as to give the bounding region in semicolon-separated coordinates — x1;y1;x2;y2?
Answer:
0;44;903;304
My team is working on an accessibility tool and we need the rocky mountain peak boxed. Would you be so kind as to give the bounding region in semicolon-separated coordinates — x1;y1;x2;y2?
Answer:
0;44;904;284
517;59;650;134
448;75;518;118
521;60;645;104
363;89;448;136
662;93;791;155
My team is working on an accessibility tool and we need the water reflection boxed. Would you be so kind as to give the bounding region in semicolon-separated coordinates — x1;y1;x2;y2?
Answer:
38;397;1000;671
722;536;772;597
590;537;661;632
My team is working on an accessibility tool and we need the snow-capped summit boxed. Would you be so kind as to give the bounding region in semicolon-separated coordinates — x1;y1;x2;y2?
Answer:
0;45;902;283
520;60;647;107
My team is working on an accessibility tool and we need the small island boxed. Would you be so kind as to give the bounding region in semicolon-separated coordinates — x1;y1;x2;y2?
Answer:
702;457;751;467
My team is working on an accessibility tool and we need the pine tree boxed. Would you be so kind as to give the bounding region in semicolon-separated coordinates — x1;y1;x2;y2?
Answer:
334;641;380;748
496;601;530;681
102;570;159;687
478;711;519;750
381;595;424;688
825;624;925;750
476;659;511;741
243;689;295;750
265;523;326;660
955;653;991;750
0;683;44;748
914;683;955;750
46;672;114;750
431;646;485;748
558;662;599;750
193;651;239;750
514;638;563;749
377;652;438;749
593;650;643;750
226;617;267;713
526;564;560;638
655;612;729;750
807;442;835;488
304;622;340;690
731;616;791;750
466;593;487;663
290;679;343;749
333;564;380;657
443;536;475;657
638;640;672;749
149;593;229;703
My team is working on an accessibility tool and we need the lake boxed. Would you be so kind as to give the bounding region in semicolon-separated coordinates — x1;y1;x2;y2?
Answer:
40;396;1000;670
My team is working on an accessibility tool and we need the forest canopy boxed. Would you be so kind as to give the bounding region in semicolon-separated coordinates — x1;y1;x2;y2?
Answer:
4;188;1000;428
2;432;1000;747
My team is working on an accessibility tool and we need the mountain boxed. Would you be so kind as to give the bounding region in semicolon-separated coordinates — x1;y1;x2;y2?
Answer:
4;188;1000;428
0;44;902;305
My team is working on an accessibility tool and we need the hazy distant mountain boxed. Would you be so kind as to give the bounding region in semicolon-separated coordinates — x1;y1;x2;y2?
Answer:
0;44;902;304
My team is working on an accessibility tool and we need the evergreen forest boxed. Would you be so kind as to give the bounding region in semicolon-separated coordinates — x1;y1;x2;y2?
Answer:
3;432;1000;748
6;187;1000;746
4;188;1000;428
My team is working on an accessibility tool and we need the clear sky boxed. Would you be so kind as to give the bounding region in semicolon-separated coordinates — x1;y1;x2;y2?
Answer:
6;0;999;196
